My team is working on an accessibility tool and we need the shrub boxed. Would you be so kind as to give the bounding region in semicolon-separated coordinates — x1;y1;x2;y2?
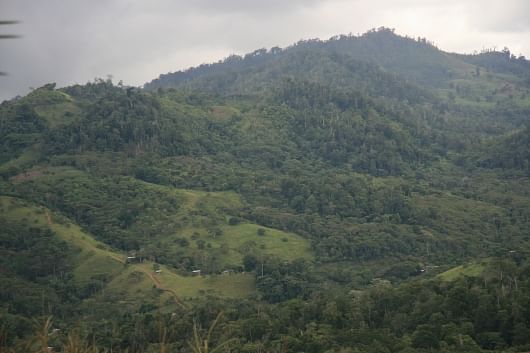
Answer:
228;217;240;225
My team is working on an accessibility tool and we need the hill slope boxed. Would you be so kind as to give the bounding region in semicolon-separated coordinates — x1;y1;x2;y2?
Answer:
145;28;529;94
2;29;530;352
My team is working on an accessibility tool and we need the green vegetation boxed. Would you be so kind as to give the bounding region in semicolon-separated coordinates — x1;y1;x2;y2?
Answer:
2;28;530;352
438;260;489;281
0;196;257;303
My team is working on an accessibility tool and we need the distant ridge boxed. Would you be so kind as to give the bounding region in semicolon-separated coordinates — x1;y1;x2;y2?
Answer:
145;27;529;94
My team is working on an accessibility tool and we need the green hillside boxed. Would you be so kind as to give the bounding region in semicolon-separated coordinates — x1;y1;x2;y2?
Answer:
0;195;258;301
2;29;530;352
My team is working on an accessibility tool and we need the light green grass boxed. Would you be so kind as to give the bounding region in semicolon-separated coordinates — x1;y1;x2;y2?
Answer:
174;222;313;269
0;196;125;284
107;261;255;301
0;195;258;299
442;70;530;109
148;186;313;267
34;101;81;128
103;266;160;303
219;223;312;260
2;168;311;297
140;262;256;299
22;88;81;128
437;260;489;281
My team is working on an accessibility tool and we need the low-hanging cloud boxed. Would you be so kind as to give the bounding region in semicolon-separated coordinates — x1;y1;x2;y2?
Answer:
1;0;529;101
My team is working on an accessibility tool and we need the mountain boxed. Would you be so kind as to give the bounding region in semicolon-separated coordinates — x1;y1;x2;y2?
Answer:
146;28;530;94
2;28;530;352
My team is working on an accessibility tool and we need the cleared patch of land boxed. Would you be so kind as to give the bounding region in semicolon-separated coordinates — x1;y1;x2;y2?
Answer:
0;195;258;301
437;260;489;281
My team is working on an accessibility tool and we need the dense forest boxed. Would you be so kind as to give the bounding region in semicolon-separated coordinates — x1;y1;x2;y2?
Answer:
1;28;530;352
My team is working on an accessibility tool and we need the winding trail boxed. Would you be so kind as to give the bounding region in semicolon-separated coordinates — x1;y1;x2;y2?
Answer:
145;270;186;308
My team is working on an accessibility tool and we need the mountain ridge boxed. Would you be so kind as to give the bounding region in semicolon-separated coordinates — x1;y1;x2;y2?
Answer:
144;28;530;94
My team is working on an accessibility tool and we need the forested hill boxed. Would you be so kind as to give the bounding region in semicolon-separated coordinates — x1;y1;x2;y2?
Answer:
145;27;530;92
2;28;530;352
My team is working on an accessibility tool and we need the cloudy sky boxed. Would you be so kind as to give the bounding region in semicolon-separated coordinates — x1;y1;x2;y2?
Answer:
1;0;530;101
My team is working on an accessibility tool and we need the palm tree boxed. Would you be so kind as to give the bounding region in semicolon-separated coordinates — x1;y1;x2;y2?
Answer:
32;316;53;353
188;312;237;353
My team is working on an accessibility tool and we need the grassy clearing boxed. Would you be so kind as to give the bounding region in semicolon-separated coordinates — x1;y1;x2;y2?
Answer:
21;88;81;128
34;101;81;128
173;221;313;269
437;260;489;281
138;262;256;299
6;166;314;269
175;188;243;213
147;186;313;267
103;265;161;303
0;196;124;284
0;195;258;299
106;261;255;301
219;223;312;260
2;167;312;298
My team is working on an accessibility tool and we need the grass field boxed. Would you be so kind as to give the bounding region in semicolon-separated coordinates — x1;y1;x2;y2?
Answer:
219;223;312;260
131;183;314;268
34;101;81;128
135;262;255;299
169;219;313;268
0;195;258;301
5;165;314;270
1;162;315;303
24;88;81;128
0;196;125;284
437;260;489;281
